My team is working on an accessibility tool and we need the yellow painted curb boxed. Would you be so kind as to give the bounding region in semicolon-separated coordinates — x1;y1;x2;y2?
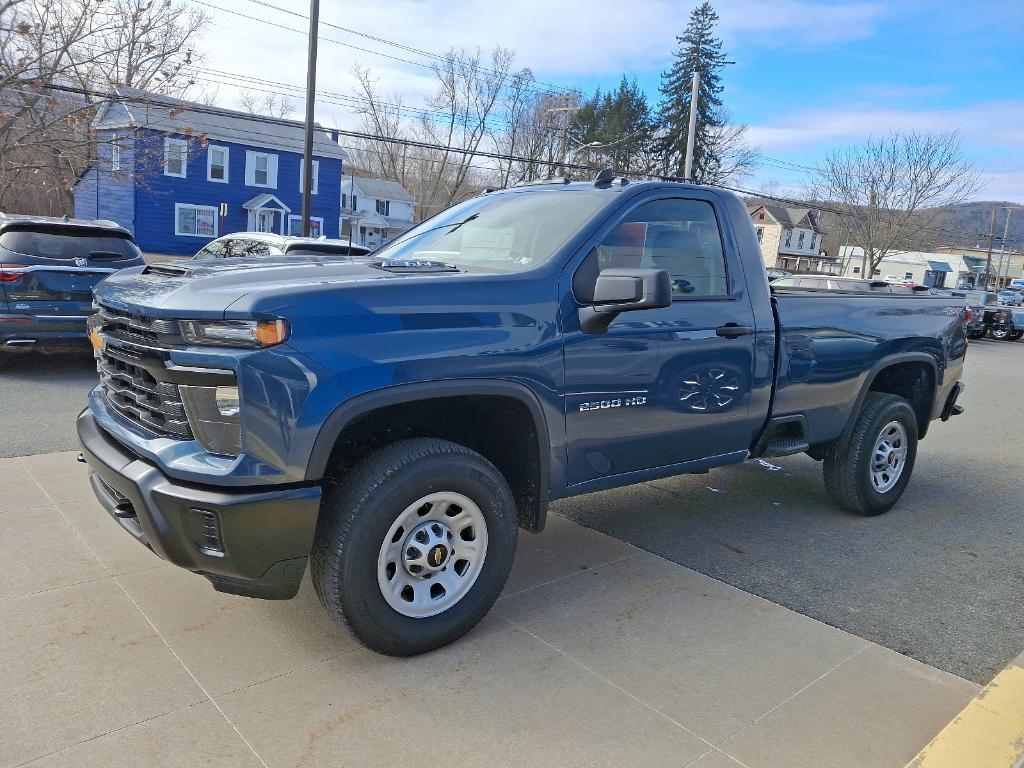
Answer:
908;653;1024;768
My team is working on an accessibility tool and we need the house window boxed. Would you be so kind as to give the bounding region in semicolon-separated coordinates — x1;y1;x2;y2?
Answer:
110;136;122;171
351;195;358;210
246;151;277;188
175;204;218;238
207;146;229;182
853;266;861;274
288;215;323;237
298;160;319;195
254;154;269;185
756;228;763;243
375;199;390;216
798;232;805;248
164;138;187;178
904;272;914;281
341;193;348;209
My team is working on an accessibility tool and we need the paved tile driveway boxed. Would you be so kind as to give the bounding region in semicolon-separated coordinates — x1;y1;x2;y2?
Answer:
1;452;978;768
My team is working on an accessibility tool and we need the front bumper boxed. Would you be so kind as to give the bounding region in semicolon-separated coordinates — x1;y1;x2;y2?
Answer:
77;409;322;599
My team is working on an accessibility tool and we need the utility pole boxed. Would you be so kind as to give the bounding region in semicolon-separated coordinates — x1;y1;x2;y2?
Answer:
982;207;997;290
683;71;700;182
300;0;320;237
997;206;1014;289
546;95;576;176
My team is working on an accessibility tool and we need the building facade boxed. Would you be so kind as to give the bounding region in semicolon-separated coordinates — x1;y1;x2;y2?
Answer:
74;87;346;257
838;247;972;288
748;204;832;273
340;176;415;250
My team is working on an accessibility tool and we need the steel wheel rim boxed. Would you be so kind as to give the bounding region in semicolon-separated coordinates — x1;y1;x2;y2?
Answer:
870;420;908;493
377;491;488;618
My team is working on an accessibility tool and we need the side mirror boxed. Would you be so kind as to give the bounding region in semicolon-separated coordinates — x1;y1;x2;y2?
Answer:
579;268;672;334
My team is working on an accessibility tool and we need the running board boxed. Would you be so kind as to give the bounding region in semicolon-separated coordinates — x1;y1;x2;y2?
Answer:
761;438;810;457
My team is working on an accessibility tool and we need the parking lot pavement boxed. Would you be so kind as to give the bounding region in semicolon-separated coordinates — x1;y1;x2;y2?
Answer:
0;350;97;458
2;452;977;768
558;338;1024;684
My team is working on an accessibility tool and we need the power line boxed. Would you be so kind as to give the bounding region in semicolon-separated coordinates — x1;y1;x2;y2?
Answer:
12;83;1012;245
188;0;574;104
239;0;572;98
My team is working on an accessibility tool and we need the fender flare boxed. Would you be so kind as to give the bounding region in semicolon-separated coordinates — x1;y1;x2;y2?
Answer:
304;379;554;527
840;351;940;442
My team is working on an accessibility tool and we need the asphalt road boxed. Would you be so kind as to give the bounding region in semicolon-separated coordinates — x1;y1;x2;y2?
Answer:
0;348;98;457
1;337;1021;683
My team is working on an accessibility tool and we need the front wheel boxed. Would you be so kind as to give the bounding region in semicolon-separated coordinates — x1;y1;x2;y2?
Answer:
990;327;1011;340
823;393;919;516
311;438;518;656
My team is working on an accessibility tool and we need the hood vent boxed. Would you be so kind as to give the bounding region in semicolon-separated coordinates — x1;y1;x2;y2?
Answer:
143;262;190;277
371;259;459;273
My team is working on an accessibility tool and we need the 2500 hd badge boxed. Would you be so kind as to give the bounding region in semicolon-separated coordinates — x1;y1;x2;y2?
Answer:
579;395;648;412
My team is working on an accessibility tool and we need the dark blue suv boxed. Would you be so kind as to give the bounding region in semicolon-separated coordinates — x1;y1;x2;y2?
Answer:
0;215;145;356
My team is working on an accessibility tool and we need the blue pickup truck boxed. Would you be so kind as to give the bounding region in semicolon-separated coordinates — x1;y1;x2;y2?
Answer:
78;179;968;655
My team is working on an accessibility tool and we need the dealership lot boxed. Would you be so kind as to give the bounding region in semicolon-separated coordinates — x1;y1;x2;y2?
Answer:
0;338;1021;765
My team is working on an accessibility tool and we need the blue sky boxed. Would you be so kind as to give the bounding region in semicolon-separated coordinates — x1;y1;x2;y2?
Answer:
207;0;1024;201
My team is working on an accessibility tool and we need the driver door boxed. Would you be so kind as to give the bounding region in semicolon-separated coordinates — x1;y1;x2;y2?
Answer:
561;193;762;486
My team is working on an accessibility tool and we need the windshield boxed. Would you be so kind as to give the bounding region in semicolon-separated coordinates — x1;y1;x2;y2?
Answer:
371;190;610;273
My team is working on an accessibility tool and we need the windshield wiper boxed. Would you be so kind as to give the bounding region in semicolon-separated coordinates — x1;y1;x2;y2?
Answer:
384;213;479;251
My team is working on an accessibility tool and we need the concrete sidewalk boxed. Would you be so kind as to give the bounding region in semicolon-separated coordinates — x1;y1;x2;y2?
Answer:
1;451;978;768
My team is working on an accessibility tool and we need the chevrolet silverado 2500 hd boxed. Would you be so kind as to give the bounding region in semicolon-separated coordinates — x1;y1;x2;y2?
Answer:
78;179;968;655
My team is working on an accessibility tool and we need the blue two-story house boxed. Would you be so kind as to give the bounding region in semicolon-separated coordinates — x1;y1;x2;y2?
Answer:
75;87;346;256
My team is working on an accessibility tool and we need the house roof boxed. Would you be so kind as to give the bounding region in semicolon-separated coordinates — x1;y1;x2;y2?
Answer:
749;203;826;234
343;175;414;203
93;87;347;160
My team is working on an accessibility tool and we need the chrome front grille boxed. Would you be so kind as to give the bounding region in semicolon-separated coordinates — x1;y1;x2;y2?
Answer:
97;347;193;439
95;303;183;347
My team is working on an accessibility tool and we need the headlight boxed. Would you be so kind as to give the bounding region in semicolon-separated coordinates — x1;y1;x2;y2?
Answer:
179;385;242;456
180;319;289;348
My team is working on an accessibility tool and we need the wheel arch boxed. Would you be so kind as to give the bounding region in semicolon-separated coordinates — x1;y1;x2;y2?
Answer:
845;353;939;442
306;379;552;532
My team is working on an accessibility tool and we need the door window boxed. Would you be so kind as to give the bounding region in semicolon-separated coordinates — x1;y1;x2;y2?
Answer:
574;198;729;301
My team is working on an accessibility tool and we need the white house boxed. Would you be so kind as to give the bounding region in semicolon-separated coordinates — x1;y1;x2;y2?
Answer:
839;246;972;288
340;175;415;249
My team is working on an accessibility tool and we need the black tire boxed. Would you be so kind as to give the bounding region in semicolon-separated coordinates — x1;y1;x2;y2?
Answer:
967;330;987;340
990;327;1011;340
823;392;918;516
311;437;518;656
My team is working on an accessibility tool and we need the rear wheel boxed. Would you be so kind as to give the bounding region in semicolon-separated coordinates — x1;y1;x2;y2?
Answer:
311;438;518;656
823;393;918;516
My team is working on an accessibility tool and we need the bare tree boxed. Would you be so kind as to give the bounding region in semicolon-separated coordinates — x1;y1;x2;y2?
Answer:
0;0;208;213
702;109;757;184
238;91;295;118
810;131;981;275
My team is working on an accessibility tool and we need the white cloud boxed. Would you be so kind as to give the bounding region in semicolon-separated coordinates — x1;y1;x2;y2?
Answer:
196;0;887;111
747;100;1024;151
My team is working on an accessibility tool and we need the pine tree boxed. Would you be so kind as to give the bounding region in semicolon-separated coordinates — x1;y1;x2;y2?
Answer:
570;77;655;173
657;2;728;180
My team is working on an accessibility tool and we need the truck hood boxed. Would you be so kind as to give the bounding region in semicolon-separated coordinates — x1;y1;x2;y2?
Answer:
93;257;454;317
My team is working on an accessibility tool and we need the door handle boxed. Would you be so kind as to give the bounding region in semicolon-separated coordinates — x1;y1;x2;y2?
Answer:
716;324;754;338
